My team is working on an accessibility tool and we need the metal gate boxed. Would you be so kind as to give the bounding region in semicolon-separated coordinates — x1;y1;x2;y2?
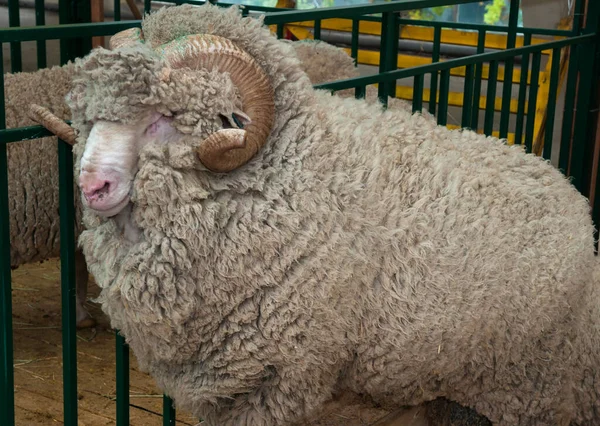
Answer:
1;0;599;424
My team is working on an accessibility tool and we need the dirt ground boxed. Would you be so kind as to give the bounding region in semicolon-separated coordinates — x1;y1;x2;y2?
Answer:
11;258;429;426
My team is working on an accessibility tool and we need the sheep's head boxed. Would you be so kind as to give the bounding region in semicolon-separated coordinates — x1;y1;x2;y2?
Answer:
34;27;275;218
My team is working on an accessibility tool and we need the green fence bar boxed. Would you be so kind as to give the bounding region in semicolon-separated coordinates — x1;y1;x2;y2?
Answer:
429;26;441;115
276;23;284;39
461;64;475;128
514;33;532;147
558;44;580;172
542;48;562;160
35;0;47;69
59;0;71;64
499;0;520;139
355;85;366;99
470;29;486;131
437;69;450;126
351;19;359;64
569;0;600;193
378;11;398;103
163;395;176;426
524;51;541;153
115;0;122;21
8;0;22;72
145;0;152;14
377;11;389;102
412;74;424;113
0;21;141;44
58;138;78;426
483;60;498;136
314;19;321;40
116;332;130;425
0;44;15;426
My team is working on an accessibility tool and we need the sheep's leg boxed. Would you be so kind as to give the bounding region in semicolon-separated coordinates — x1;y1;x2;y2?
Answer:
75;249;96;329
203;366;340;426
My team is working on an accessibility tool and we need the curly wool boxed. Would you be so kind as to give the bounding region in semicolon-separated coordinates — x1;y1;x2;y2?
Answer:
5;64;81;265
73;4;600;426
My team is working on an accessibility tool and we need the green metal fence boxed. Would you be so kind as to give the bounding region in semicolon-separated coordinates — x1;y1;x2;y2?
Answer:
1;0;599;424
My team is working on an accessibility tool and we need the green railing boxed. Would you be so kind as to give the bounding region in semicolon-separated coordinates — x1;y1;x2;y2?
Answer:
1;0;599;424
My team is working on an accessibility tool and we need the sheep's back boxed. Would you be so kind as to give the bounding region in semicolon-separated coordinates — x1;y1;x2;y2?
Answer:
308;92;595;390
4;65;81;266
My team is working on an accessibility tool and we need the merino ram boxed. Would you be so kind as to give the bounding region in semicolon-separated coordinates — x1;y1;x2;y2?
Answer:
32;4;600;426
5;36;365;329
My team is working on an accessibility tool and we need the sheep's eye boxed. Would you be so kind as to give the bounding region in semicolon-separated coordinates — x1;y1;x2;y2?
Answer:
232;114;245;129
219;112;249;130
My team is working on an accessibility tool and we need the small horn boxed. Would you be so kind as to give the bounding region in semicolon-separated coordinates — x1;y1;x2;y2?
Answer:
109;27;145;50
28;104;78;145
157;34;275;173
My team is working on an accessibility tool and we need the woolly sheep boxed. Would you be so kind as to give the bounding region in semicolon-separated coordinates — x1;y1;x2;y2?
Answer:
34;4;600;426
4;37;364;330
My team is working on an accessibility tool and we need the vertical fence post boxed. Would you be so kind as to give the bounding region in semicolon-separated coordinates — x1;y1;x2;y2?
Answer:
8;0;21;72
58;139;78;426
470;29;486;131
499;0;520;139
514;33;532;147
59;0;92;64
163;395;176;426
35;0;47;69
0;47;15;426
351;18;359;65
116;332;130;425
378;11;398;106
429;25;441;115
569;0;600;193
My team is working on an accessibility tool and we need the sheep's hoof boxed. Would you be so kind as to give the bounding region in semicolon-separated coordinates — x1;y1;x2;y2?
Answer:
76;317;97;329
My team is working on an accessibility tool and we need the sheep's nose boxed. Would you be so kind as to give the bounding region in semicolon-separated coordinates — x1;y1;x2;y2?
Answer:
79;172;111;201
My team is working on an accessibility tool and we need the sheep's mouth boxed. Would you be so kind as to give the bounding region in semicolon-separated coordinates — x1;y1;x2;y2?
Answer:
85;193;131;218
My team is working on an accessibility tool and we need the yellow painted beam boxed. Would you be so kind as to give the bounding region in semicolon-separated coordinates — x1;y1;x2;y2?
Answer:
287;20;553;50
342;47;543;85
392;86;526;114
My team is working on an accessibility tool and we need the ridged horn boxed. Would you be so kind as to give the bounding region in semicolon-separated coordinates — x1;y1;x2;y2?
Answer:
157;34;275;173
28;104;78;145
109;27;145;50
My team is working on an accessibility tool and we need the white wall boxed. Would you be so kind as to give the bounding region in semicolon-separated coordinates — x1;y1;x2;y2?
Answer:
520;0;573;29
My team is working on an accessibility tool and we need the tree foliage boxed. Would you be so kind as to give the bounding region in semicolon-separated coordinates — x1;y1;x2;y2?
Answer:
483;0;507;24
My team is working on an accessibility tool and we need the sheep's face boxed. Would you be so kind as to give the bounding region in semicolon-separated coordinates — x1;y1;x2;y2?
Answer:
78;111;178;217
69;31;277;218
77;76;249;218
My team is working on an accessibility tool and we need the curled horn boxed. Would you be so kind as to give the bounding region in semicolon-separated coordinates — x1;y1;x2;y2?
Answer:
109;27;145;50
28;104;78;145
157;34;275;173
